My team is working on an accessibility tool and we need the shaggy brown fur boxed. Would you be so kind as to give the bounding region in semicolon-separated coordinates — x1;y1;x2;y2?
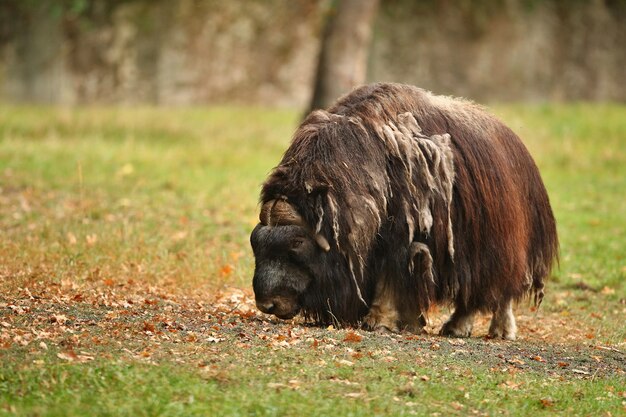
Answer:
257;83;558;339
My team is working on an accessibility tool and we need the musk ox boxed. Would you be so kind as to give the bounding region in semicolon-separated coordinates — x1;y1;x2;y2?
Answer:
250;83;558;340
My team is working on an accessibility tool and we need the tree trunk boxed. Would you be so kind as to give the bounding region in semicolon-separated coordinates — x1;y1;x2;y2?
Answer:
308;0;380;113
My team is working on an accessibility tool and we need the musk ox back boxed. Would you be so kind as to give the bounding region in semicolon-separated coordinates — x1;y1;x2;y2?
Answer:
250;83;558;340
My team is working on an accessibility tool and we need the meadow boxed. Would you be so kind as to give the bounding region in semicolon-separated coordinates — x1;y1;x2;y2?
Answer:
0;103;624;416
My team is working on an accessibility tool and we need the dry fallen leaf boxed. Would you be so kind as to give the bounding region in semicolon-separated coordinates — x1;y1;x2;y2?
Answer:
50;314;68;325
57;350;78;361
86;234;98;246
601;286;615;295
8;305;26;315
207;336;223;343
329;377;359;386
66;232;77;245
171;231;187;242
351;351;364;359
500;380;523;390
450;401;464;410
219;265;234;277
117;163;134;177
343;331;363;343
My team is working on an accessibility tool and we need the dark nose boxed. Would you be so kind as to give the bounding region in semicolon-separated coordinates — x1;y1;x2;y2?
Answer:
256;301;276;314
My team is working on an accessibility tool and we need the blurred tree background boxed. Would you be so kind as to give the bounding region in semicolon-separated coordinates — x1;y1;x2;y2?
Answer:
309;0;379;111
0;0;624;107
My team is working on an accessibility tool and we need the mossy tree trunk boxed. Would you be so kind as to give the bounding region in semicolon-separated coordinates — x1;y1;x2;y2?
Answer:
307;0;379;113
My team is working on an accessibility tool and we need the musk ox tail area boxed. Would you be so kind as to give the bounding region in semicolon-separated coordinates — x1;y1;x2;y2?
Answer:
254;82;558;340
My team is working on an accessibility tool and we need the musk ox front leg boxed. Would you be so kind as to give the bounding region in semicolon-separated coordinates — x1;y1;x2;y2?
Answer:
363;276;426;333
363;278;400;332
487;300;517;340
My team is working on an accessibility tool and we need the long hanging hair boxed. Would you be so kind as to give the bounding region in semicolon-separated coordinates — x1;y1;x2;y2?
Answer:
261;83;558;325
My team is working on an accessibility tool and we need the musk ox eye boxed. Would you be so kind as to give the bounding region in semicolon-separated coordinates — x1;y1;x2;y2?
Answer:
291;238;305;249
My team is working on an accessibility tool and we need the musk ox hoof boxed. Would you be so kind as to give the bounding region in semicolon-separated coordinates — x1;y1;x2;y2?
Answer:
440;315;474;338
362;309;400;333
487;301;517;340
487;328;516;341
439;323;472;338
401;322;426;335
362;318;399;334
372;325;396;334
398;315;427;334
363;311;427;334
487;319;517;341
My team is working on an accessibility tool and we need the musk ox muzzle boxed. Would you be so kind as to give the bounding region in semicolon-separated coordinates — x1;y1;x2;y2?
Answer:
253;262;302;320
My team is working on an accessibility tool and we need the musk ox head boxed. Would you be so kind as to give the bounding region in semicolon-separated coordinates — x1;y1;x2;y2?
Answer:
251;199;330;319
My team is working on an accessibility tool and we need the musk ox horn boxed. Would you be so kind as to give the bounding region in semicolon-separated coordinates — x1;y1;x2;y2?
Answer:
260;199;304;226
260;199;331;252
259;200;271;225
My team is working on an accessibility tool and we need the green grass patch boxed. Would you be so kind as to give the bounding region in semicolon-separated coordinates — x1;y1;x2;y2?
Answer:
1;347;624;417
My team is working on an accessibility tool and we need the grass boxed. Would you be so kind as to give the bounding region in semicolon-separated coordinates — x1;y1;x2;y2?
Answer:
0;103;625;416
0;105;298;291
0;351;621;417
